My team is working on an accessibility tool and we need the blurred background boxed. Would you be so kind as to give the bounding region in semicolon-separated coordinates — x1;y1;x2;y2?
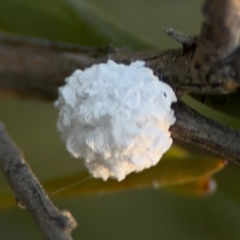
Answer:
1;0;240;239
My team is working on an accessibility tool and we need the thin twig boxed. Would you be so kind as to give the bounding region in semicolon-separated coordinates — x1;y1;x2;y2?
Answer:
163;26;196;46
0;123;77;240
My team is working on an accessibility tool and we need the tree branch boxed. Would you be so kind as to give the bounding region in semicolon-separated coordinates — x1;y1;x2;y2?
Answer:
0;123;77;240
193;0;240;67
191;0;240;88
0;33;240;100
1;33;240;166
171;102;240;165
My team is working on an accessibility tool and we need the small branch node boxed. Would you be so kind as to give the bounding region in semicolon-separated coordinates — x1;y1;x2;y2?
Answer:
163;26;196;46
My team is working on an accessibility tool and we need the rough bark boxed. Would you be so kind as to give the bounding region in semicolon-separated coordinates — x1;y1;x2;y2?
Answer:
0;123;77;240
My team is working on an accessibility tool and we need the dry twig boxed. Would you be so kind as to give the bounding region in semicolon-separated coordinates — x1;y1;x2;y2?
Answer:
163;26;196;46
0;123;77;240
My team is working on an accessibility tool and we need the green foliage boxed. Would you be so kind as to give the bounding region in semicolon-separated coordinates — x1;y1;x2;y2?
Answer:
193;93;240;119
0;0;150;49
182;95;240;130
43;155;226;198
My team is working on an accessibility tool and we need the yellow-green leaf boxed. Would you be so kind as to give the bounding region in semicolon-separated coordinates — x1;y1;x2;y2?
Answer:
45;157;226;198
163;177;217;197
0;156;226;209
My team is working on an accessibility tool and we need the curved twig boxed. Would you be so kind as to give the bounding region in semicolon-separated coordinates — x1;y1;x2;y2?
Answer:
0;123;77;240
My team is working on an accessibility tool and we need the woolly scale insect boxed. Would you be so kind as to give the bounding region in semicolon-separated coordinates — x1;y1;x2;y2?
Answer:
55;60;177;181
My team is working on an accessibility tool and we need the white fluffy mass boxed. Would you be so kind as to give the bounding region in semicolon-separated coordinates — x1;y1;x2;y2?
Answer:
55;60;177;181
